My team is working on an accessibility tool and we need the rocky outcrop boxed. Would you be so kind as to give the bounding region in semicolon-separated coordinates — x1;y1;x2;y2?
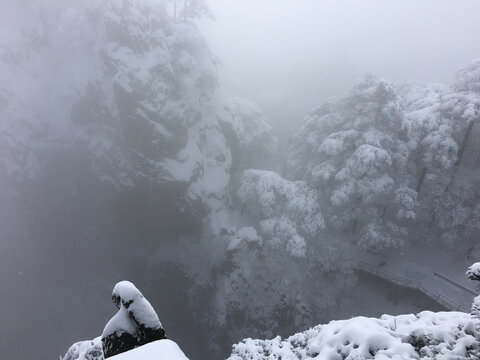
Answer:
62;281;168;360
102;281;167;358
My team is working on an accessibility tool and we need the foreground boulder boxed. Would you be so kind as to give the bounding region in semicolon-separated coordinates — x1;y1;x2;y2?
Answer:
101;281;167;358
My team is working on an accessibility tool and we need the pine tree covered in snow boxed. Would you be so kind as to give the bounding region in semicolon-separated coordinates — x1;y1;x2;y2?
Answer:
192;170;354;352
0;0;230;215
288;63;480;257
220;98;278;173
289;74;413;251
401;61;480;251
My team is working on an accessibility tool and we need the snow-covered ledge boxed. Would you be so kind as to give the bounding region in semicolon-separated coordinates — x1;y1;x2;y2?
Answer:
109;340;188;360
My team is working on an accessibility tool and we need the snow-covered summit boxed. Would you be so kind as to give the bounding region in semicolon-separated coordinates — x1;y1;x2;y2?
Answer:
228;311;480;360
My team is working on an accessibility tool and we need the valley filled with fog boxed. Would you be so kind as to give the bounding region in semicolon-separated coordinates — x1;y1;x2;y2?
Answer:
1;1;480;359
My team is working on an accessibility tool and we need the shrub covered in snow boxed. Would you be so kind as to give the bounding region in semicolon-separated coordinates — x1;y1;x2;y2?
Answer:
288;74;412;252
466;263;480;281
237;169;324;257
228;311;480;360
63;337;103;360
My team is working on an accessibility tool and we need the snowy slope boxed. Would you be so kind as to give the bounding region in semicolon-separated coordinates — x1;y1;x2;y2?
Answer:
228;311;480;360
110;340;189;360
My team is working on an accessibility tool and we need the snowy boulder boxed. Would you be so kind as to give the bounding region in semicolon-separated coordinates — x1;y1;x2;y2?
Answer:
102;281;166;358
466;262;480;281
109;340;188;360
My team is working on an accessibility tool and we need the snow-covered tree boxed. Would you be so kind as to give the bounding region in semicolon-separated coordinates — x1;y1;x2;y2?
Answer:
466;263;480;319
180;0;214;21
289;74;413;251
401;61;480;250
467;263;480;282
0;2;232;356
62;338;103;360
237;169;324;257
220;98;278;173
228;311;480;360
198;170;352;346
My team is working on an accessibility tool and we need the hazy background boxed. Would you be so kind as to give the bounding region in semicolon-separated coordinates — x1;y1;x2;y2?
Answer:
200;0;480;138
1;1;480;360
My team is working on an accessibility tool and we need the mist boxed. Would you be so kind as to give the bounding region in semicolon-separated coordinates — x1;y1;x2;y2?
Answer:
1;1;480;360
200;0;480;137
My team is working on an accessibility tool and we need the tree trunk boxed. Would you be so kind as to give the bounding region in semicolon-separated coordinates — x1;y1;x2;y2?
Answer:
173;0;177;22
455;119;475;167
416;167;427;194
445;119;476;193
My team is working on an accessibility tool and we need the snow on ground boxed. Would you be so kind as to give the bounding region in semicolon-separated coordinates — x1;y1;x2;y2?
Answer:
109;340;189;360
228;311;480;360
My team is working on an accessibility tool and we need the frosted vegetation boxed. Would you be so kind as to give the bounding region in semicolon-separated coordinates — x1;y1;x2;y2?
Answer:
229;311;480;360
1;1;480;359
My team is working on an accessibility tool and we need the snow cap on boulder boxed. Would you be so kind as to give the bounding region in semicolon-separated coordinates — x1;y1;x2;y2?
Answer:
102;281;166;358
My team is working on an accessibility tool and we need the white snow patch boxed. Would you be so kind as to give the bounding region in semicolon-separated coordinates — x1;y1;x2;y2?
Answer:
229;311;480;360
109;340;189;360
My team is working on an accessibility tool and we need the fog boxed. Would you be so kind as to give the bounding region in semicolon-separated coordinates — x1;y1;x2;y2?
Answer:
1;1;479;360
200;0;480;137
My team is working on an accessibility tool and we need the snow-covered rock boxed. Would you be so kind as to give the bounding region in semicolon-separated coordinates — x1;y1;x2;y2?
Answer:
102;281;166;358
228;311;480;360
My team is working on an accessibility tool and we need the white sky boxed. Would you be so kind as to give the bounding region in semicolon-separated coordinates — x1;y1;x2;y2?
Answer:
199;0;480;122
